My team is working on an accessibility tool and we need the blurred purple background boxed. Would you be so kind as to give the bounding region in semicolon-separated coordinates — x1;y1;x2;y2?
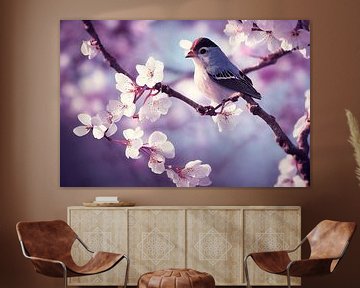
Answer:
60;20;310;187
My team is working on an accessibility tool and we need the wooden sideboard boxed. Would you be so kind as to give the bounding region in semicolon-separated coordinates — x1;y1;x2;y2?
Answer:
67;206;301;286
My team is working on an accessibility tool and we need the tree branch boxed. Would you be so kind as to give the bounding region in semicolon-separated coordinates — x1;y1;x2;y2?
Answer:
82;20;310;184
242;49;292;74
83;20;133;80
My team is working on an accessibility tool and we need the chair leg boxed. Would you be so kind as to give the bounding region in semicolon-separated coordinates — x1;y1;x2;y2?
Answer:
123;255;130;288
244;255;252;288
286;269;291;288
62;264;68;288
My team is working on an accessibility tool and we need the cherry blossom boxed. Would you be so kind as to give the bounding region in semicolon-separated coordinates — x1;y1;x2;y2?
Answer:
136;57;164;88
166;160;212;187
271;21;309;51
212;102;243;132
73;113;92;137
106;94;136;120
248;20;282;52
73;113;115;139
80;40;99;59
293;90;310;139
300;45;310;59
224;20;253;46
278;155;297;178
179;39;193;56
123;127;144;159
145;131;175;174
115;73;138;99
139;94;172;122
274;155;308;187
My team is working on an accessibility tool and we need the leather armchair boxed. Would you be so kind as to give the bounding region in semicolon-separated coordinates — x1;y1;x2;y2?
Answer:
244;220;356;288
16;220;129;288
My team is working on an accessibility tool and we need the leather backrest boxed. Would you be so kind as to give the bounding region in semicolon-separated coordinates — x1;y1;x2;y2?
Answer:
307;220;356;260
16;220;77;261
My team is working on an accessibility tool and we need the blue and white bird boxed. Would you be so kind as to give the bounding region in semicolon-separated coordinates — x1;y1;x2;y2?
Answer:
186;37;261;104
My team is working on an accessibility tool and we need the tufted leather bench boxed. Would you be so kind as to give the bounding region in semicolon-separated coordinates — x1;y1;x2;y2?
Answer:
138;268;215;288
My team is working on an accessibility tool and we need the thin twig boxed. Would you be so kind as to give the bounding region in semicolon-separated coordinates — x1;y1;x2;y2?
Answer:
243;49;292;74
82;20;310;183
83;20;133;80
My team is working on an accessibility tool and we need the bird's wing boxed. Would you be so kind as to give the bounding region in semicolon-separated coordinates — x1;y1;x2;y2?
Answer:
208;69;261;99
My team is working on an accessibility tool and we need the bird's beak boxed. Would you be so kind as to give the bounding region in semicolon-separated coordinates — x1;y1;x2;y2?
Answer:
185;50;196;58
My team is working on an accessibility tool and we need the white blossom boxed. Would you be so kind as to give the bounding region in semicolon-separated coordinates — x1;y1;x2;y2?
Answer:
166;160;212;187
293;90;310;139
293;115;308;139
224;20;253;46
139;94;172;122
274;155;308;187
148;153;166;175
179;39;193;56
80;40;99;59
115;73;137;99
106;94;136;121
73;113;92;137
136;57;164;88
279;155;297;178
299;45;310;59
271;21;309;51
212;102;243;132
96;110;118;137
245;20;282;52
146;131;175;174
73;113;115;139
123;127;144;159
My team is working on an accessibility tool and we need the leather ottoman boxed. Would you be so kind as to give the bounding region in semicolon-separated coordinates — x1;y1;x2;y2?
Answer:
138;268;215;288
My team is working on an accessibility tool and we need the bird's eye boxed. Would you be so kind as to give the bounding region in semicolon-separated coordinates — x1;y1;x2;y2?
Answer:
199;48;207;54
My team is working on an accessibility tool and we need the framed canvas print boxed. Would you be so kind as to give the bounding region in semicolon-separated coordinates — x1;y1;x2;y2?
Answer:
60;20;310;187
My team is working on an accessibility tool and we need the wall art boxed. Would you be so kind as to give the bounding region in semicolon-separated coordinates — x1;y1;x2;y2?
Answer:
60;20;310;187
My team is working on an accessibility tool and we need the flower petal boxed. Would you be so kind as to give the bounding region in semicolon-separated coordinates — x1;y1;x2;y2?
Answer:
124;103;136;117
120;92;135;105
105;123;117;137
136;74;149;87
115;73;134;93
92;125;106;139
148;131;167;146
146;57;156;71
279;155;297;177
125;146;140;159
188;164;211;178
159;141;175;159
78;113;92;125
148;154;165;174
73;126;90;137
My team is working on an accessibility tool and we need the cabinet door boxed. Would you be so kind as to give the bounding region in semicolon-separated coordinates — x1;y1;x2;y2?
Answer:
68;208;127;286
128;209;186;284
187;209;243;285
243;208;301;286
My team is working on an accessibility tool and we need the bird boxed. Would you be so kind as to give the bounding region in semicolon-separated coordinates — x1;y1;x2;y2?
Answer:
185;37;261;105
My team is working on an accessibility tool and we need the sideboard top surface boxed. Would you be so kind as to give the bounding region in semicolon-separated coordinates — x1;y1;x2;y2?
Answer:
68;206;301;210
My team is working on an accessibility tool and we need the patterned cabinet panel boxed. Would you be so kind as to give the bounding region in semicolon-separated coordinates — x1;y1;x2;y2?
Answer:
187;209;243;285
67;206;301;286
67;208;127;286
243;208;301;286
128;209;186;284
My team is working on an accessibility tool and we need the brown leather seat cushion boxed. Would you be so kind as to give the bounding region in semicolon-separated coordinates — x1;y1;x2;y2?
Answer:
138;268;215;288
